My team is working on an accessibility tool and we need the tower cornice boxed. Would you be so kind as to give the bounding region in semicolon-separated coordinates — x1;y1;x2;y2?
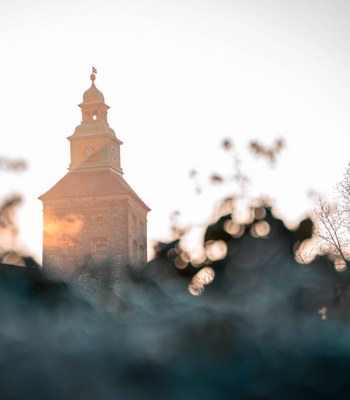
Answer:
67;132;123;145
78;102;110;110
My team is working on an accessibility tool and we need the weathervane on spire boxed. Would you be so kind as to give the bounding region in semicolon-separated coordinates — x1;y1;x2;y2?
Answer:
91;65;97;82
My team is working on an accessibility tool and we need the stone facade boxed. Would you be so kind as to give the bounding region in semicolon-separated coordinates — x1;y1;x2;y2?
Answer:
42;195;147;276
39;72;150;279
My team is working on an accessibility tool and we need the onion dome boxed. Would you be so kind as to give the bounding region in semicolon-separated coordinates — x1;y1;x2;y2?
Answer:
70;72;116;138
81;74;105;105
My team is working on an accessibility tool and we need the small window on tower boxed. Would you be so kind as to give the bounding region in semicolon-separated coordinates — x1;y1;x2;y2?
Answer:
91;213;107;224
62;238;78;256
92;237;108;254
92;111;98;120
84;112;90;120
96;242;107;254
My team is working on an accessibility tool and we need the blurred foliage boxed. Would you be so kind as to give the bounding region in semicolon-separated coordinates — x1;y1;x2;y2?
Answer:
0;157;27;172
249;138;285;166
0;194;22;230
190;137;284;194
2;203;350;399
311;162;350;268
2;143;350;399
0;193;23;259
0;155;26;258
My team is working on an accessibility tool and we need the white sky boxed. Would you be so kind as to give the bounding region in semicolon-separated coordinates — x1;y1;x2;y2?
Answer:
1;0;350;261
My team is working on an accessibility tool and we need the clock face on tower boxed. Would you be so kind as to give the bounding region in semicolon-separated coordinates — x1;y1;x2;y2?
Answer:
80;142;99;163
111;145;118;165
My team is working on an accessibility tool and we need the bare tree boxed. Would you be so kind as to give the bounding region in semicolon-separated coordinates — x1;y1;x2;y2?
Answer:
189;138;250;196
311;163;350;269
0;195;23;231
0;156;26;259
0;157;26;172
249;138;285;166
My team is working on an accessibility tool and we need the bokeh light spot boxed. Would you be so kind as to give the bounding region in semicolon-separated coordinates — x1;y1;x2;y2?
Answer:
318;307;327;320
188;267;215;296
167;248;177;261
181;251;190;263
335;259;347;272
174;255;188;270
223;220;244;238
2;252;25;267
190;246;207;268
205;240;227;261
250;221;270;238
254;207;266;220
167;249;177;260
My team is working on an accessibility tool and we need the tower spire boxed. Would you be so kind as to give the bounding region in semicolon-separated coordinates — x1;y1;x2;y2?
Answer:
91;66;97;82
66;72;124;176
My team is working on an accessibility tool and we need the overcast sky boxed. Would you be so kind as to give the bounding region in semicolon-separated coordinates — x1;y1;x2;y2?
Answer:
1;0;350;261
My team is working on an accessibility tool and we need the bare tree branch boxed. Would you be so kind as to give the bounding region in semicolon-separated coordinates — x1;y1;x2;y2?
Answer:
313;194;350;267
249;138;285;166
0;158;27;172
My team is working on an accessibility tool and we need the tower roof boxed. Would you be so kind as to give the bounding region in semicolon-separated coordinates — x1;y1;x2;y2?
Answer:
39;170;151;212
80;74;105;105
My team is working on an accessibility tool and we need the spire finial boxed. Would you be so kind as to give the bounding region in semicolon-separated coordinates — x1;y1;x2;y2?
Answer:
90;65;97;81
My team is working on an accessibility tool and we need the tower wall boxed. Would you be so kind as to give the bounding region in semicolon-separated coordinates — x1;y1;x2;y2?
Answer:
128;198;148;266
42;194;148;278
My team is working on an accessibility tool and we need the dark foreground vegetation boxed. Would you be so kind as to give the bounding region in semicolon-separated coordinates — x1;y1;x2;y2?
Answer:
2;207;350;399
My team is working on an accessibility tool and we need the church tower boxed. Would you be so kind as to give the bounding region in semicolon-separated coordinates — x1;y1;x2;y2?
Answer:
39;72;150;277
